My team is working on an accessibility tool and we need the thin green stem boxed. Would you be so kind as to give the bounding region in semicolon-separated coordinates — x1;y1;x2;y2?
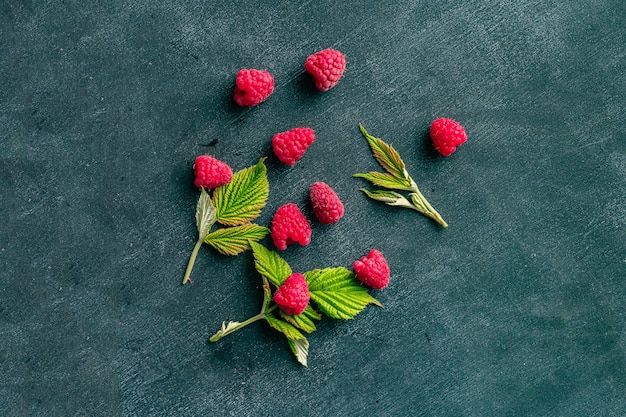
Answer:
209;313;266;342
209;278;277;342
182;237;204;285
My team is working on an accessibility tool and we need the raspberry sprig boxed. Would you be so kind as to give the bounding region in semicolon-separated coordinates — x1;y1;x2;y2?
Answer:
182;159;270;284
354;124;448;228
209;242;382;366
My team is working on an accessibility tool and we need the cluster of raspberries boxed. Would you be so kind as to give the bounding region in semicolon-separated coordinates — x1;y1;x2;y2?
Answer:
270;181;344;251
192;152;390;316
232;48;346;107
192;47;395;317
231;48;466;157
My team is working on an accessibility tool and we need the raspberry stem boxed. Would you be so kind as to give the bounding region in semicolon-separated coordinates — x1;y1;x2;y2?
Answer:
183;188;217;285
209;276;277;342
409;181;448;228
209;313;266;342
182;238;204;285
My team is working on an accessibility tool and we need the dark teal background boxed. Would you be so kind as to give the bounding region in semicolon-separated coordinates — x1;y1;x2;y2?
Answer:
1;1;625;416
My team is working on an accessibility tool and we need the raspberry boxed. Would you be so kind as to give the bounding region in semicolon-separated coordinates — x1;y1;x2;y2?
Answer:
304;48;346;92
430;118;467;156
193;155;233;189
353;249;390;290
273;273;310;315
271;203;312;250
233;69;274;107
309;182;344;225
272;127;315;166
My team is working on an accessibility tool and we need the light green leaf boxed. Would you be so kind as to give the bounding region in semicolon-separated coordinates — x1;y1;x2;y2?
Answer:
213;158;269;226
266;314;309;366
287;337;309;367
204;224;269;256
359;188;414;209
250;241;292;287
353;172;412;191
279;305;321;334
359;124;409;180
305;267;381;320
195;187;217;239
409;192;427;212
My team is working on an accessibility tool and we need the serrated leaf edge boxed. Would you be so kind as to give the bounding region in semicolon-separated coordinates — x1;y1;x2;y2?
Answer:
213;158;269;226
359;124;409;181
204;224;269;256
249;241;293;287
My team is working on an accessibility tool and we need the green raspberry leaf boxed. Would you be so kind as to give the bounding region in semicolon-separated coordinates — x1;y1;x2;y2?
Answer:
213;158;269;226
359;188;414;208
353;172;412;191
279;305;322;334
195;187;217;239
266;313;309;366
358;124;409;181
204;224;269;256
305;267;381;320
250;241;292;287
287;338;310;367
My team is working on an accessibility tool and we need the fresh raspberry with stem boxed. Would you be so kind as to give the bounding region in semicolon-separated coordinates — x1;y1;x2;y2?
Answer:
273;273;310;315
430;118;467;156
193;155;233;189
272;127;315;166
233;69;274;107
353;249;390;290
304;48;346;92
271;203;312;250
309;182;344;225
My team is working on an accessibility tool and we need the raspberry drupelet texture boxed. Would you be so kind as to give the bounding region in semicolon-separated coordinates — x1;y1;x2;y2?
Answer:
272;127;315;166
193;155;233;189
309;182;344;225
304;48;346;91
273;273;310;315
430;118;467;156
353;249;390;290
271;203;312;250
233;69;274;107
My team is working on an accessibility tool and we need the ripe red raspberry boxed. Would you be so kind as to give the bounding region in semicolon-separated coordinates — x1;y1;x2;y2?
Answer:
271;203;312;250
233;69;274;107
353;249;390;290
273;273;310;315
430;118;467;156
304;49;346;92
309;182;344;225
193;155;233;189
272;127;315;166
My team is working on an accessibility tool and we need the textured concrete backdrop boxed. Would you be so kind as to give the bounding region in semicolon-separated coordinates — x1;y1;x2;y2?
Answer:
1;1;625;416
